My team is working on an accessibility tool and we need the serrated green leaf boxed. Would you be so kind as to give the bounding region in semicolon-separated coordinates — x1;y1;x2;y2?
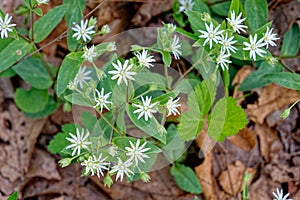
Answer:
33;5;66;43
48;132;69;154
12;56;53;89
207;97;247;142
56;52;85;96
239;61;282;91
265;72;300;90
24;96;59;119
14;87;49;113
210;1;231;17
113;137;161;154
280;23;300;57
0;39;32;73
171;164;202;194
7;191;18;200
244;0;268;32
195;79;216;116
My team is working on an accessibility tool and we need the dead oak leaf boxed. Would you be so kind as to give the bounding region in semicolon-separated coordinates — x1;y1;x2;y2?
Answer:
232;66;252;104
228;127;256;152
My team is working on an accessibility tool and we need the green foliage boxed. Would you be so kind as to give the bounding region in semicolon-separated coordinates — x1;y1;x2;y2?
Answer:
280;23;300;57
185;10;205;35
113;137;161;154
24;96;60;119
14;87;49;113
207;97;248;142
12;56;53;89
266;72;300;90
210;1;231;17
244;0;268;32
170;163;202;194
33;5;66;43
7;191;18;200
229;0;241;15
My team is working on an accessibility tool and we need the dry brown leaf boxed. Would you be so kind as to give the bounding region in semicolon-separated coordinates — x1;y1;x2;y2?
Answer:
195;121;217;157
246;83;300;124
254;123;278;162
232;66;252;104
228;127;256;151
248;174;277;200
0;103;46;197
218;160;256;196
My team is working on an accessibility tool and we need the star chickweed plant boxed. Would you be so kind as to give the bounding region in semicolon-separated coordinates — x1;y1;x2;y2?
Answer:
0;13;16;39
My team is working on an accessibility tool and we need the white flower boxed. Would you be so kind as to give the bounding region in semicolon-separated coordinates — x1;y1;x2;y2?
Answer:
93;88;112;112
108;59;136;85
216;50;232;70
107;42;117;51
110;158;133;181
67;80;77;90
81;156;96;176
226;11;247;34
135;49;155;68
272;188;293;200
178;0;194;12
72;19;95;42
83;45;97;62
263;27;279;49
0;13;16;39
100;24;111;34
171;35;182;60
125;139;151;165
133;96;158;121
167;23;176;33
167;97;181;116
36;0;49;5
74;66;92;89
93;154;110;178
219;33;237;54
198;22;224;49
108;145;118;157
66;128;91;156
243;34;266;61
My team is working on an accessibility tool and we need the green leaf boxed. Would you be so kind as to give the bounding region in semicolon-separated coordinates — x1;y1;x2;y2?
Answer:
170;164;202;194
244;0;268;32
185;10;205;35
210;1;231;17
126;104;166;144
14;87;49;113
64;93;93;107
32;7;43;16
7;191;18;200
280;23;300;57
0;68;16;77
56;52;85;96
162;51;172;67
0;39;32;73
195;79;216;116
239;61;282;91
33;5;66;43
63;0;85;51
113;137;161;154
12;56;53;89
265;72;300;90
24;96;59;119
134;72;166;89
229;0;240;15
207;97;247;142
192;0;210;14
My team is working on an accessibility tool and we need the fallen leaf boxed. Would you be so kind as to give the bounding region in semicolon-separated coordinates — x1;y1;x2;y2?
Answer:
246;83;300;124
228;127;256;151
195;121;217;157
218;160;256;196
0;103;46;197
232;66;252;104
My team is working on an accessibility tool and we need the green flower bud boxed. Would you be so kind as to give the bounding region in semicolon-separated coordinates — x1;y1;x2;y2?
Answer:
59;158;72;168
104;174;113;188
88;17;98;28
201;12;211;22
140;171;151;183
280;109;290;119
100;24;111;35
63;102;72;112
106;42;117;52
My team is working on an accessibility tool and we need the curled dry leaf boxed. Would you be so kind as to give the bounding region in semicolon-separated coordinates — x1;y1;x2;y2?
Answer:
218;160;256;196
246;83;300;124
0;103;46;197
195;121;217;157
228;127;256;152
232;66;252;104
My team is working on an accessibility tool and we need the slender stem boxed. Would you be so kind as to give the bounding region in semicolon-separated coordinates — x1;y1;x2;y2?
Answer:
164;64;170;90
289;98;300;110
279;59;295;73
30;0;34;40
99;111;122;135
171;65;195;90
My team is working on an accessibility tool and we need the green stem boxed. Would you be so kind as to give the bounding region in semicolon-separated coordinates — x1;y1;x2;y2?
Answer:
175;27;198;40
222;69;230;97
164;64;170;90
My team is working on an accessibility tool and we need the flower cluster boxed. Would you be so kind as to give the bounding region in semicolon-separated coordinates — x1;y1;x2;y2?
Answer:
198;11;279;70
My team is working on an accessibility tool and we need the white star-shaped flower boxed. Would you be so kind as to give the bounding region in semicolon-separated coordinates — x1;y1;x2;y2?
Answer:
36;0;49;5
72;19;95;42
82;45;97;62
110;158;133;181
0;13;16;39
171;35;182;60
226;11;247;34
133;96;158;121
263;27;280;49
178;0;194;12
125;139;151;165
272;188;292;200
198;22;224;49
108;59;137;85
74;66;92;89
66;128;91;156
93;88;112;112
216;50;232;70
243;34;266;61
81;156;96;176
219;33;237;54
93;154;110;178
134;49;155;68
166;97;181;116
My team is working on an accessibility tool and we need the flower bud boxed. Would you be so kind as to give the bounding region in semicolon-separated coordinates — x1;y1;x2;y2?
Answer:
280;109;290;119
88;17;98;28
106;42;117;52
59;158;72;168
63;102;72;112
104;174;114;188
201;12;211;22
101;24;111;35
140;171;151;183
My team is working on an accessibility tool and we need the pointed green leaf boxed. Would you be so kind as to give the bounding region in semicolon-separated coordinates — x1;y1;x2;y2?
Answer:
210;1;231;17
245;0;268;32
207;97;247;142
113;137;161;154
280;23;300;57
266;72;300;90
171;164;202;194
229;0;240;16
7;191;18;200
33;5;66;43
162;51;172;67
186;10;205;35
